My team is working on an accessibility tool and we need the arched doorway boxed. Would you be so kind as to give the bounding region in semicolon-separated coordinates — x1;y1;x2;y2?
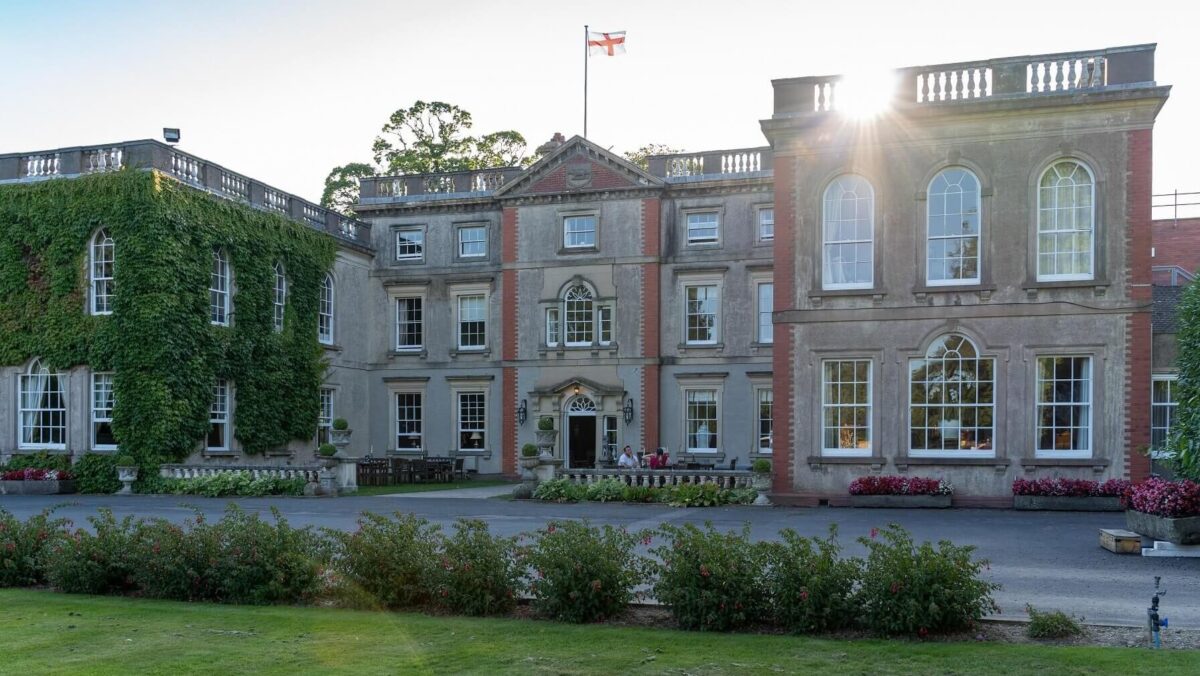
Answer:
564;395;597;468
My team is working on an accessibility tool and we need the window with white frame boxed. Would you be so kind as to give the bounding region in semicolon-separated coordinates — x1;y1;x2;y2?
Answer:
18;359;66;449
757;387;773;453
396;227;425;261
563;215;597;249
822;175;874;289
457;294;486;349
685;389;719;452
207;379;230;451
927;168;981;285
1037;161;1095;281
684;284;718;345
545;307;560;346
757;282;773;344
395;297;423;350
822;360;872;455
564;285;594;346
758;207;774;241
396;391;423;450
458;225;487;258
910;334;994;456
603;415;618;459
318;274;334;344
272;262;287;332
598;305;613;345
90;229;114;315
457;391;487;451
210;248;231;325
1152;375;1178;456
317;387;334;445
1035;356;1092;457
686;212;719;244
91;372;117;450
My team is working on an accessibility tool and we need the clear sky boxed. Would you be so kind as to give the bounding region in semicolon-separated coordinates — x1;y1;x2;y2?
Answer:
2;0;1196;215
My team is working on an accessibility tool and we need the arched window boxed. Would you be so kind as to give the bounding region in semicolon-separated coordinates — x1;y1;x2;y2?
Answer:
272;263;287;333
210;248;231;326
90;229;114;315
564;284;594;346
1037;160;1095;281
909;334;994;456
927;168;981;284
19;359;66;449
318;273;334;344
567;396;597;414
822;175;874;289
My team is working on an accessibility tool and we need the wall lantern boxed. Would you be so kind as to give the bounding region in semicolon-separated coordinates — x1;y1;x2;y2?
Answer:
623;398;635;425
516;399;528;426
573;384;581;396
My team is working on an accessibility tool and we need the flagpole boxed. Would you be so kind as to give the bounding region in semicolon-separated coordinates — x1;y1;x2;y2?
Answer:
578;24;583;138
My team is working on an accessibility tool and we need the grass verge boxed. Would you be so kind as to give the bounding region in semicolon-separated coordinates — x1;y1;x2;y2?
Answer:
1;590;1194;675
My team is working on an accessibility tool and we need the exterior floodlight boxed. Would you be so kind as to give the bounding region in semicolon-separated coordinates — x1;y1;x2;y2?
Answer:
163;128;181;143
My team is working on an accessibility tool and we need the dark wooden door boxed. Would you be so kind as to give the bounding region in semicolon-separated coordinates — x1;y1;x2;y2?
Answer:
568;416;597;468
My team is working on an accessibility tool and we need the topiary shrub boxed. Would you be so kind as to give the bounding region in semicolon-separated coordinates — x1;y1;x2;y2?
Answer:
1026;604;1085;639
45;508;139;595
318;443;338;457
72;453;121;494
751;459;771;474
435;519;522;616
521;443;539;458
332;418;349;431
585;478;627;503
537;416;554;431
651;523;769;631
328;512;441;610
0;508;66;587
114;455;136;468
524;520;647;623
764;525;861;633
856;524;1000;635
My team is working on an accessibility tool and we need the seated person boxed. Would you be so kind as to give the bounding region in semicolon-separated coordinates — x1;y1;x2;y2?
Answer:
617;445;639;469
646;447;669;469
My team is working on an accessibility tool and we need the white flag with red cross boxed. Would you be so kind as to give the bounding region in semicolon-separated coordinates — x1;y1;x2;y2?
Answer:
588;31;626;57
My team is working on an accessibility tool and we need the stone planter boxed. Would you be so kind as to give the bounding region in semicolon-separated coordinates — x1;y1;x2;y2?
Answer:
751;473;772;506
534;457;563;483
116;466;138;495
535;429;558;459
519;456;540;473
1014;495;1123;512
849;494;952;508
0;480;76;495
1125;510;1200;545
330;428;352;449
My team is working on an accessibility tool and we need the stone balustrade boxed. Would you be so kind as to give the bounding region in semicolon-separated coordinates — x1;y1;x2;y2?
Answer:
561;467;754;490
772;43;1158;116
645;147;773;179
158;464;322;482
360;167;524;202
0;139;372;249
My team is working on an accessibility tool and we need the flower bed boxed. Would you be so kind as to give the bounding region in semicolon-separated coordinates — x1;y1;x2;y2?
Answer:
1124;477;1200;545
1011;478;1129;512
848;476;952;508
0;468;76;495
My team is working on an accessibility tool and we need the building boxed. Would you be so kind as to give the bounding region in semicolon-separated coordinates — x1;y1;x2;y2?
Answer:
0;43;1188;502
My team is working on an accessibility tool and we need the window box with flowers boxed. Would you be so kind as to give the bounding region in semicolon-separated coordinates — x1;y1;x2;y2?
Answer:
1124;478;1200;545
847;475;953;508
1012;478;1129;512
0;468;76;495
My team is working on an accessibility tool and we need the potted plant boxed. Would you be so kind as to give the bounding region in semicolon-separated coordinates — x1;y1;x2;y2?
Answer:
848;475;953;508
520;443;541;471
114;455;138;495
318;443;339;469
535;416;558;458
330;417;352;448
750;458;772;505
0;467;76;495
1125;477;1200;545
1012;478;1128;512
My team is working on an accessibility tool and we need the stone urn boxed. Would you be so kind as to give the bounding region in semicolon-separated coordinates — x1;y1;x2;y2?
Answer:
115;457;138;496
330;418;352;451
535;417;559;461
750;459;772;506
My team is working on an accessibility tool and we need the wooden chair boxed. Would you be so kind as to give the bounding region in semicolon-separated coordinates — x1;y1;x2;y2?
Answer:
453;457;466;481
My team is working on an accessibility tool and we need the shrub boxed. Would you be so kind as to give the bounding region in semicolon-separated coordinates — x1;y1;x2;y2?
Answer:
586;479;627;503
435;519;522;616
1011;477;1131;497
329;512;441;609
764;525;861;633
1126;477;1200;518
1;467;72;481
209;507;327;605
849;476;952;496
332;418;349;431
537;416;554;431
521;443;539;458
1026;604;1085;639
147;472;305;497
45;509;139;595
533;478;585;502
652;523;768;631
2;451;70;472
0;508;66;587
132;515;221;601
318;443;338;457
114;455;136;468
665;483;724;507
525;520;647;623
72;453;121;494
751;459;771;474
622;485;659;503
725;488;759;505
857;524;999;635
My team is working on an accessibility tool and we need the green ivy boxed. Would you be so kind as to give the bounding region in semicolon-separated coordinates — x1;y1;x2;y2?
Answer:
0;170;336;464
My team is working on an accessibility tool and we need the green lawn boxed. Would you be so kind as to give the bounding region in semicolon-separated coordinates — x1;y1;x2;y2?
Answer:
1;590;1193;675
351;479;511;496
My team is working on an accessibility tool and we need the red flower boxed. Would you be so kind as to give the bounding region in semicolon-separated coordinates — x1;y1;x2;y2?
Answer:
592;580;602;591
918;627;929;638
869;528;879;539
799;589;809;602
890;581;900;595
547;524;556;534
700;565;710;578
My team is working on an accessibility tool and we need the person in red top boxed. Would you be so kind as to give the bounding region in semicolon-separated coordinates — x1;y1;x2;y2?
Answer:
646;447;669;469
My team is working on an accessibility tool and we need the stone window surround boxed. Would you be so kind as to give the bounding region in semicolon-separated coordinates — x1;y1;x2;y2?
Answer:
390;380;426;454
540;277;617;352
918;165;988;288
821;357;875;458
907;334;997;460
678;272;724;348
210;247;233;327
454;221;489;261
819;173;877;292
89;228;114;316
316;385;336;446
1032;350;1100;461
388;283;428;355
675;372;727;461
748;372;773;459
18;359;68;452
1030;156;1104;285
750;271;774;345
318;273;335;346
392;224;427;264
805;349;882;459
91;371;117;452
449;376;493;458
753;203;774;245
1150;372;1178;459
680;205;724;248
205;379;234;455
451;282;491;354
558;207;601;254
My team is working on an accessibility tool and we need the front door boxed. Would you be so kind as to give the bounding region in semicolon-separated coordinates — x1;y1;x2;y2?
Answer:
567;415;597;468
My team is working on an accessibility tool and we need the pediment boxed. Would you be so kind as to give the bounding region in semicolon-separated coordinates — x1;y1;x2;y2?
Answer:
529;376;626;398
495;136;663;198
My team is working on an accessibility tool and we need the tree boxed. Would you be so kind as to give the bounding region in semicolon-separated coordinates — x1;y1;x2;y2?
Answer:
321;101;530;214
1171;282;1200;479
624;143;684;171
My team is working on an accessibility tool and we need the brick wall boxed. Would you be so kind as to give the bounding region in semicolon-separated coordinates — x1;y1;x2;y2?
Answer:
1151;216;1200;282
527;159;633;194
501;206;519;476
641;198;661;450
771;155;796;494
1126;129;1153;481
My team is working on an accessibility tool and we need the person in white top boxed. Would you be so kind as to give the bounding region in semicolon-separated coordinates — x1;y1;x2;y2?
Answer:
617;445;639;469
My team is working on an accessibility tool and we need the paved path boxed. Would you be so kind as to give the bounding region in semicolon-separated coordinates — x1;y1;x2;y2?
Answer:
3;493;1197;627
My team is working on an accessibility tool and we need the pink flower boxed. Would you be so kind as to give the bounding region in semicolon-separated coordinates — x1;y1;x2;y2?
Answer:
700;565;710;578
869;528;879;539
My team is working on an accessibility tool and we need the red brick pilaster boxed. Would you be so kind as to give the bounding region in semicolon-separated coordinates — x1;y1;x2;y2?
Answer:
501;207;519;477
1125;129;1153;481
641;197;662;451
771;155;796;494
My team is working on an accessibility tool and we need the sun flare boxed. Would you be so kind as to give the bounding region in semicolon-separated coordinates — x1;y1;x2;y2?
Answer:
837;70;898;120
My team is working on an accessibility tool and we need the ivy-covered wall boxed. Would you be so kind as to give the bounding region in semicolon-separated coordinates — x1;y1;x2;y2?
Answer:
0;170;336;463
